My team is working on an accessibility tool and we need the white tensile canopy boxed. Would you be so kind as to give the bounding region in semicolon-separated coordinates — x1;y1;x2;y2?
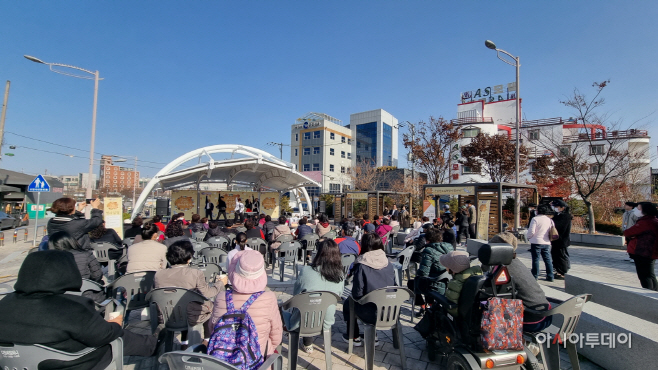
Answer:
131;145;319;219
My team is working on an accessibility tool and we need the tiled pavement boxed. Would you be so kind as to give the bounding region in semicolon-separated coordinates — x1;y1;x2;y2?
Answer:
3;237;649;370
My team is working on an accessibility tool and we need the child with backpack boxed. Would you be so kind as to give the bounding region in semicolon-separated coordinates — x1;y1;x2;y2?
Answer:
208;249;282;368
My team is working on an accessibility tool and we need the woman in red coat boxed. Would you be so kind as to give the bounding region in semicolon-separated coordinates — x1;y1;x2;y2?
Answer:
623;202;658;291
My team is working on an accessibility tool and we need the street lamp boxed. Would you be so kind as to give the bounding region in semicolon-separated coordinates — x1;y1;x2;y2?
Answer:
484;40;521;230
24;55;102;201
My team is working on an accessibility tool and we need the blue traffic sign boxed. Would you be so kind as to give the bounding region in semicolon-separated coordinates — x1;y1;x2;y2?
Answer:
28;175;50;192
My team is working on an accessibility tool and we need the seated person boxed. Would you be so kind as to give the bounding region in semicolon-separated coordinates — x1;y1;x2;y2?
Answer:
244;218;266;240
163;220;191;247
89;221;123;246
270;216;292;250
211;250;282;355
389;214;400;229
227;232;252;266
153;215;166;232
439;251;483;316
361;222;376;236
407;228;452;317
315;214;331;237
204;220;228;241
0;250;157;370
189;214;205;233
342;233;396;346
488;223;518;251
155;240;225;345
124;216;143;238
48;231;105;303
294;217;314;239
359;214;371;229
126;224;168;273
336;222;360;255
404;217;430;245
262;215;276;241
505;237;553;332
375;217;393;245
290;239;345;354
221;219;237;235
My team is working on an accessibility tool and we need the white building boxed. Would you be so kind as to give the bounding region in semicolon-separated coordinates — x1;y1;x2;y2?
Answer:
451;89;651;190
290;112;353;194
350;109;399;167
59;173;97;190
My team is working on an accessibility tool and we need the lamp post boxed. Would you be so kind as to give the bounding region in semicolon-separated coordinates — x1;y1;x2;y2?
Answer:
24;55;101;201
484;40;521;230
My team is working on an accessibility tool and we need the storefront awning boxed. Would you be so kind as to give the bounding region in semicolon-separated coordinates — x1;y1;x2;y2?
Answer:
0;185;21;193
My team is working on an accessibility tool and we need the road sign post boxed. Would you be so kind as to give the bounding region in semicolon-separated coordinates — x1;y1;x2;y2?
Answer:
28;175;50;247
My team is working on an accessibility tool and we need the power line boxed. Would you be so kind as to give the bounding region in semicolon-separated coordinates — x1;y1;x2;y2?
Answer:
5;131;167;165
7;145;163;170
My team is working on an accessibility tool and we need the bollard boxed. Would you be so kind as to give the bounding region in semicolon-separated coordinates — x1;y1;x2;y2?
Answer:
42;226;47;237
24;228;28;242
0;232;4;246
13;230;17;244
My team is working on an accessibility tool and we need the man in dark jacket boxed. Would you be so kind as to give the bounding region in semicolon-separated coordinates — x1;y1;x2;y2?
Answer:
47;198;104;251
204;197;214;220
244;218;265;239
294;217;314;239
262;215;276;242
550;200;572;278
0;250;157;370
216;195;227;221
506;245;552;331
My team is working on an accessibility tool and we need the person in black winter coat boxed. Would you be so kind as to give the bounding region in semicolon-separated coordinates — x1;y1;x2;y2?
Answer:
48;231;105;303
342;233;396;345
0;250;158;370
89;221;122;247
456;207;470;244
550;200;572;278
47;198;103;251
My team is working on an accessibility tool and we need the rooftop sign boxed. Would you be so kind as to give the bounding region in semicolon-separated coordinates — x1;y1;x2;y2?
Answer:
461;82;516;104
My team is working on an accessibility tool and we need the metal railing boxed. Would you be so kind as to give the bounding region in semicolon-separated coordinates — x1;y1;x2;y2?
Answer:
450;117;494;125
563;129;649;143
521;117;567;127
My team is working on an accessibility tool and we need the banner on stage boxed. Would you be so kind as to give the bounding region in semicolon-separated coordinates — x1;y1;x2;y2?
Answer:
171;190;280;221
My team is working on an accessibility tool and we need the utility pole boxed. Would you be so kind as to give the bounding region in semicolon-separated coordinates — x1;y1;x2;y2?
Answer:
268;142;285;159
0;81;10;160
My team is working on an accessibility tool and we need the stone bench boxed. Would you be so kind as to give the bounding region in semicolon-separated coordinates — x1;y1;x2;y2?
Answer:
565;273;658;325
570;233;625;249
540;285;658;370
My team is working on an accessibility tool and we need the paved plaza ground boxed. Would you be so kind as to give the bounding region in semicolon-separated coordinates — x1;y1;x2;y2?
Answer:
2;225;650;369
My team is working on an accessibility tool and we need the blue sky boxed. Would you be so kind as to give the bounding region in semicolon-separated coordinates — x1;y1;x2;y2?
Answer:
0;1;656;177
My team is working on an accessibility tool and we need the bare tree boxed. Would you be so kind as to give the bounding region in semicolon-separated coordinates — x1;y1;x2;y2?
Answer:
524;81;649;233
460;133;529;182
348;160;381;191
402;116;462;184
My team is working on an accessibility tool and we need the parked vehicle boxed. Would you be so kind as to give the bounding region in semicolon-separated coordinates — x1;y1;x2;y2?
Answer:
0;212;20;229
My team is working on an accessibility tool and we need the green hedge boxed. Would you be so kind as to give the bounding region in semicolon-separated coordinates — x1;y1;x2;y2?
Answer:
595;220;622;236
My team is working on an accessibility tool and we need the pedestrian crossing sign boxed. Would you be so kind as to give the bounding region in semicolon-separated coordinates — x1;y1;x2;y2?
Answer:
28;174;51;192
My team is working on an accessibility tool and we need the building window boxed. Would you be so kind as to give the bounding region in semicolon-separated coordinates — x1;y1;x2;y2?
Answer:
462;165;476;174
329;184;340;193
590;164;605;174
304;132;311;140
462;128;480;138
313;163;320;171
530;163;538;173
356;122;378;166
341;166;346;173
313;147;320;155
529;130;540;141
341;151;345;158
341;136;346;143
559;146;570;156
303;148;310;156
347;153;351;159
295;133;299;142
590;145;605;155
294;149;298;156
329;164;335;172
303;164;310;171
348;138;351;144
330;148;335;156
313;131;321;139
330;132;335;140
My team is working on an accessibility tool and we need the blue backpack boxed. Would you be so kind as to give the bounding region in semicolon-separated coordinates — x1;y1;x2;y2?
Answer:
208;290;264;370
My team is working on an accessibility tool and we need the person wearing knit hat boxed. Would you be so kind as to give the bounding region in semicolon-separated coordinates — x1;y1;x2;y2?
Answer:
210;250;282;355
440;251;483;316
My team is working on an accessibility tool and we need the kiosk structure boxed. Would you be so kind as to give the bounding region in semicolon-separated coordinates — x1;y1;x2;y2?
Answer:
423;183;538;240
332;191;412;222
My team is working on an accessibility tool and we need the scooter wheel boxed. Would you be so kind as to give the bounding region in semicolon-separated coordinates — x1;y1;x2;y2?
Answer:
446;353;471;370
426;339;437;361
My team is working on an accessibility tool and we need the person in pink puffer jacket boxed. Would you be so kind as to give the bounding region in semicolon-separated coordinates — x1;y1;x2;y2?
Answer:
210;249;283;355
